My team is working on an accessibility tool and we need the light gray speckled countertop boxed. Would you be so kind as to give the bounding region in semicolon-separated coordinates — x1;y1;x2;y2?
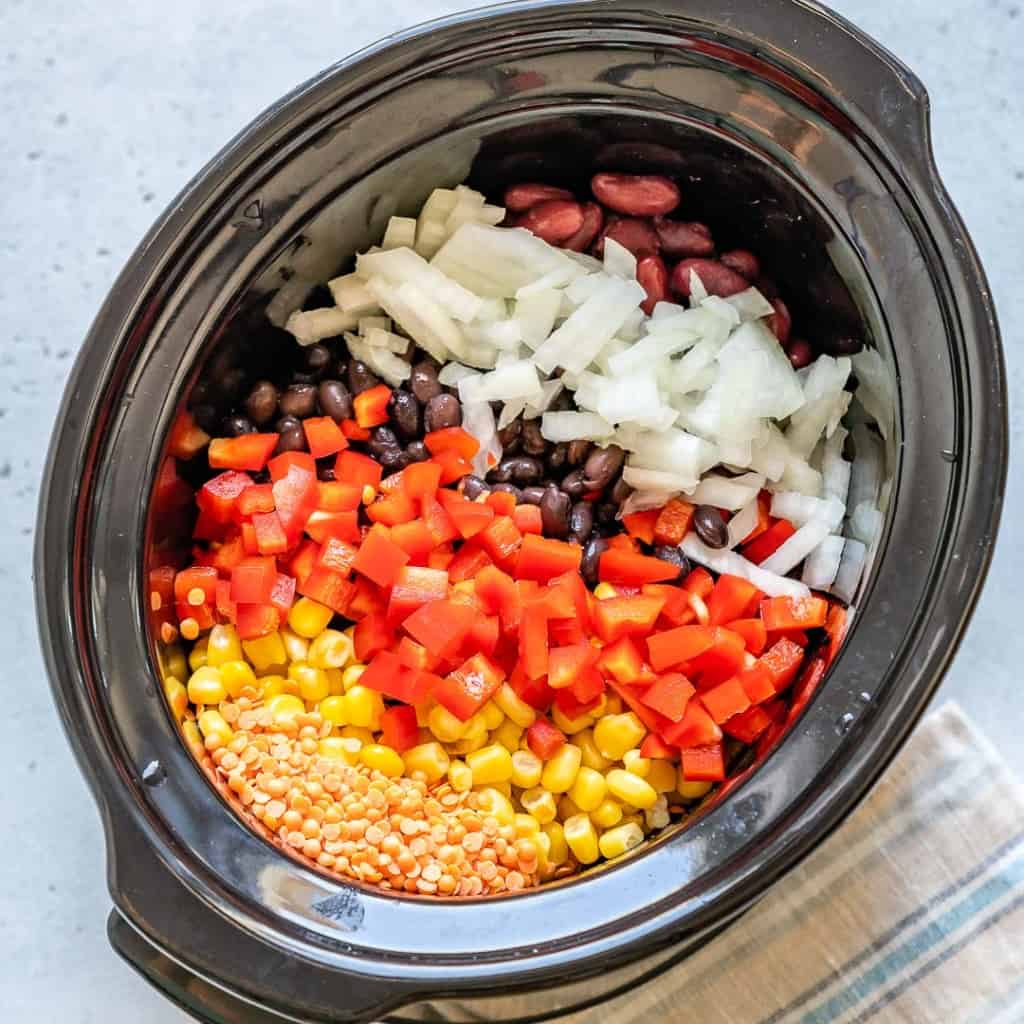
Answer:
1;2;1020;1020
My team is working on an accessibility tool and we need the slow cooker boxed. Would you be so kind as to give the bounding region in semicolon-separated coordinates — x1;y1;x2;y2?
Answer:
35;1;1006;1020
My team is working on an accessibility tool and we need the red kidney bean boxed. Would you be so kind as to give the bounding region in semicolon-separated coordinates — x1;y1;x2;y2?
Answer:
754;276;780;300
768;298;792;343
653;217;715;258
785;338;814;369
504;183;575;212
562;202;604;253
636;254;669;315
591;172;681;216
592;216;661;258
669;258;749;299
520;200;585;244
719;249;760;281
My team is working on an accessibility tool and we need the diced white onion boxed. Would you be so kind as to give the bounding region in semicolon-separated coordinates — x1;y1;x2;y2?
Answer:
759;518;833;576
726;499;761;549
438;362;478;387
603;238;638;280
498;399;526;430
343;333;411;387
463;359;542;404
365;277;462;364
328;273;381;316
541;411;615;442
823;426;851;505
463;400;503;478
361;328;409;354
849;501;883;545
382;216;417;250
687;473;764;511
770;493;845;530
852;347;895;441
833;539;867;604
681;535;811;598
618;490;674;517
623;466;694;493
848;423;883;511
358;247;483;324
285;307;358;346
801;535;846;589
724;287;775;321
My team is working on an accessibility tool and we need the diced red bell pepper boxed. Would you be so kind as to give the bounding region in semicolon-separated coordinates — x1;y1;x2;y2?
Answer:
525;717;566;759
403;599;477;659
353;384;393;428
209;533;246;575
683;567;714;599
742;519;797;564
662;699;723;749
788;654;828;723
554;687;600;720
214;579;237;622
742;491;773;545
707;574;760;627
208;433;279;472
519;603;550;680
640;733;678;760
479;516;523;567
549;618;586;646
432;450;475;485
250;511;289;556
302;416;348;459
640;583;692;628
548;643;599;690
379;705;421;753
466;614;501;658
728;618;768;655
196;471;254;528
424;427;480;461
426;544;455;571
759;637;806;693
304;509;361;545
593;594;666;644
269;573;296;618
447;499;495;540
317;537;358;578
353;612;395;662
167;409;210;460
688;627;747;686
604;679;669;735
653;499;695;547
316;481;363;512
485;490;517;517
397;637;439;673
234;602;279;640
737;661;775;704
824;603;847;668
352;525;410;588
341;418;371;441
607;534;640;553
402;461;442;501
387;565;449;626
538;581;575;620
378;468;405;495
647;624;716;672
298;567;354;615
347;576;385;619
433;653;505;721
360;650;419;703
239;521;259;555
272;463;319;545
421;494;459;546
700;676;751;725
236;483;275;519
267;450;316;483
447;542;492;584
366;489;417;526
681;743;725;782
174;565;219;607
599;549;680;586
389;520;436;564
287;539;321;585
571;667;606;705
335;450;382;491
760;595;829;632
597;636;646;685
512;503;543;535
547;571;591;632
642;673;696;722
515;534;582;583
230;556;278;604
723;702;779;744
621;508;660;545
148;566;177;632
474;565;521;632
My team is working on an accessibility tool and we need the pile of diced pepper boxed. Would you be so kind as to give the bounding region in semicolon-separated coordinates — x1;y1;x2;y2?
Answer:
152;402;845;894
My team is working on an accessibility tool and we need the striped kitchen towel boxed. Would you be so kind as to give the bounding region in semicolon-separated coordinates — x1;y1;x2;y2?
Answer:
567;702;1024;1024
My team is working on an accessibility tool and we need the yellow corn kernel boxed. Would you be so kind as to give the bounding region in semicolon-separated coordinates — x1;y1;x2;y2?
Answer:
510;749;543;789
287;597;334;639
563;813;600;865
448;759;473;792
341;664;367;691
623;749;651;778
242;631;287;671
218;660;258;699
598;822;645;860
360;744;405;777
187;636;209;672
551;705;595;735
403;742;450;784
647;759;679;794
340;725;375;745
288;661;330;704
593;713;647;761
677;778;714;800
206;624;243;666
429;704;468;743
588;694;610;720
181;719;205;759
197;709;233;748
162;644;188;683
261;675;299;700
466;744;513;786
279;626;309;664
541;743;582;794
318;736;362;764
543;821;568;866
490;780;513;798
590;798;624;829
325;668;345;695
576;729;613;772
307;628;354;670
344;685;384;729
535;831;552;866
362;484;376;505
475;786;515;825
187;666;226;705
451;732;489;756
265;693;305;722
520;787;557;825
558;794;582;821
569;766;607;812
620;813;645;830
481;701;505;731
514;813;541;837
602;693;623;716
593;583;618;600
606;768;659;810
492;718;524;752
493;683;537;728
318;695;348;726
163;677;188;721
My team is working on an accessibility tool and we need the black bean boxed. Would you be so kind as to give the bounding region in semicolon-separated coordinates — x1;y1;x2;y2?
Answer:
610;476;633;506
334;356;349;381
581;537;609;588
302;343;332;377
389;390;422;439
497;418;522;449
567;439;592;466
274;422;307;454
222;414;256;437
547;443;569;473
291;370;319;386
318;464;336;482
410;361;443;403
368;426;400;460
424;394;462;431
348;360;381;395
595;501;619;525
694;505;729;549
275;414;302;433
560;468;588;499
824;336;864;356
846;373;860;394
551;389;574;412
462;475;490;500
405;440;430;463
521;419;547;456
279;383;317;419
490;483;522;500
653;546;690;581
317;380;352;422
190;379;215;407
583;445;625;490
540;485;572;539
569;501;594;544
218;367;247;403
519;486;546;506
379;448;408;473
245;381;279;426
192;403;220;434
493;456;544;485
